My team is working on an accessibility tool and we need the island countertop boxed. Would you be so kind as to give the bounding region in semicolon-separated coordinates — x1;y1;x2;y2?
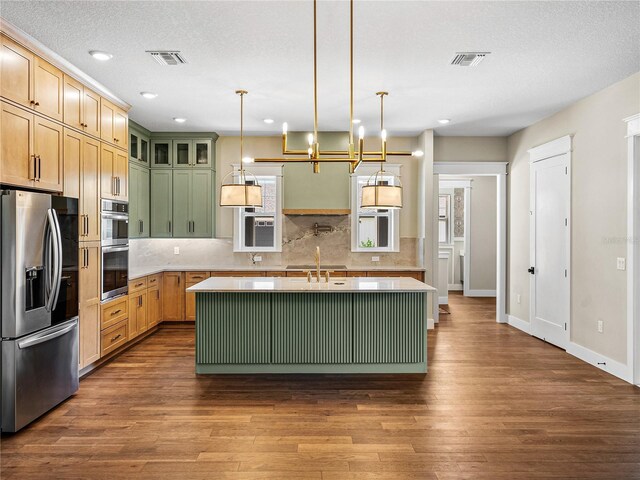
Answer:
186;276;436;293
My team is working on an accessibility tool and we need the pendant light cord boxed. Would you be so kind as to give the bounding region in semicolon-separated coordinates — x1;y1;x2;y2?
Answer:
236;89;248;181
313;0;318;151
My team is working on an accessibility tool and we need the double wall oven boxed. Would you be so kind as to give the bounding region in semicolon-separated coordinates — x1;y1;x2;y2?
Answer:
101;199;129;301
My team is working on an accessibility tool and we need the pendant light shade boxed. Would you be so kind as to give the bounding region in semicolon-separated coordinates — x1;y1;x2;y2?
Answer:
361;171;403;209
220;90;263;208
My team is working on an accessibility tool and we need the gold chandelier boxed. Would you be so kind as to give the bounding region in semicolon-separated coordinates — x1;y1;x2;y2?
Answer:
219;90;263;208
254;0;423;174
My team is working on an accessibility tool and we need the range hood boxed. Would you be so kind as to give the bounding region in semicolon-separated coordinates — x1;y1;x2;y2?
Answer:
283;132;351;216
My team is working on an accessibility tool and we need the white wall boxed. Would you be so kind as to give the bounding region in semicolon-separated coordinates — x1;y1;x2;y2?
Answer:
434;136;508;162
507;72;640;364
468;176;497;292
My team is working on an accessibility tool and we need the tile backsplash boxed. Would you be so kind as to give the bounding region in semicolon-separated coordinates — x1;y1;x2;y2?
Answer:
130;215;423;270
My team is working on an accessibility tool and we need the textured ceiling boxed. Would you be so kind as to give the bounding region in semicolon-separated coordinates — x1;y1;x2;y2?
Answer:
1;1;639;136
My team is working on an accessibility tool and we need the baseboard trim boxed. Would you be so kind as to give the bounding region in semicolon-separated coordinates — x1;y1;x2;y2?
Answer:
507;314;531;334
427;318;435;330
438;296;448;306
448;284;463;291
465;289;496;297
566;342;632;384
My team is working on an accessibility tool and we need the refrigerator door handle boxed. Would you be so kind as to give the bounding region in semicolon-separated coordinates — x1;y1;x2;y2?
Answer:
17;322;76;349
45;209;62;312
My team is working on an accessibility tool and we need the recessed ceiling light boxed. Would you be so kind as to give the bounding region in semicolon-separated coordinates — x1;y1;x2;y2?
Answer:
89;50;113;61
173;117;187;123
140;92;158;99
263;118;274;124
438;119;451;124
352;119;361;124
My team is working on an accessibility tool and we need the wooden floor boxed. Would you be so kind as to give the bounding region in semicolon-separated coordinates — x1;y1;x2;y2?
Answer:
2;292;640;479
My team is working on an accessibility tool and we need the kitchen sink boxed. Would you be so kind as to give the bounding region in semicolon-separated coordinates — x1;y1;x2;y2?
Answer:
286;264;348;270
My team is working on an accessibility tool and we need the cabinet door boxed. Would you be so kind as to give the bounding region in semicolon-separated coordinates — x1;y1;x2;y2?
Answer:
115;149;128;200
172;169;191;237
100;99;115;143
147;286;161;328
185;282;196;321
63;128;81;199
128;293;141;339
33;115;63;192
190;170;212;237
173;139;192;167
63;75;83;130
128;164;140;239
0;101;34;188
150;170;173;237
100;143;116;199
193;139;212;168
79;244;101;369
0;34;34;109
81;137;101;241
140;136;149;165
33;57;63;121
129;130;139;163
151;139;172;167
83;89;101;138
138;167;150;237
162;272;184;321
114;107;128;149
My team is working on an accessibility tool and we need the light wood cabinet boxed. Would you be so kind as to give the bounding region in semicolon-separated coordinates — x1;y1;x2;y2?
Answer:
128;291;147;340
67;130;101;240
185;272;210;321
79;243;101;369
101;296;128;330
63;75;101;137
100;143;128;200
63;128;81;198
162;272;185;321
0;102;62;192
33;57;63;121
100;320;128;357
100;98;128;149
129;277;148;294
147;284;162;329
1;34;34;109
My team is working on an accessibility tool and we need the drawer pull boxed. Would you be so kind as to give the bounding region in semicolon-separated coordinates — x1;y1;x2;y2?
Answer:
110;309;122;316
135;282;144;287
110;334;122;342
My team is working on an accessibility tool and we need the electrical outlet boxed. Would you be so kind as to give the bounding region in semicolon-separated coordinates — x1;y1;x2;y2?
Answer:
617;257;626;271
371;256;380;262
516;294;521;304
597;320;604;333
174;246;180;255
254;255;262;262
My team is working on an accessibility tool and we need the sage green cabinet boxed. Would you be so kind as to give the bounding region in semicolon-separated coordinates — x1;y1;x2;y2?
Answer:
151;139;172;168
150;170;173;237
129;163;150;238
172;139;212;168
130;127;150;166
172;169;212;237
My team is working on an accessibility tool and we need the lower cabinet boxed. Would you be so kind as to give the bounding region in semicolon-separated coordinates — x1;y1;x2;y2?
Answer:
78;242;101;369
148;284;162;328
101;319;128;357
162;272;185;321
128;291;148;340
185;271;211;321
100;295;129;357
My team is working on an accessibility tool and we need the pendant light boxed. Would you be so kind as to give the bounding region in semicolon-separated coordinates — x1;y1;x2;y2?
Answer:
361;92;403;209
219;90;263;208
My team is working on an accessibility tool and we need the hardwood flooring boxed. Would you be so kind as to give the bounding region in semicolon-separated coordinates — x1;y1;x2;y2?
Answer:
2;292;640;479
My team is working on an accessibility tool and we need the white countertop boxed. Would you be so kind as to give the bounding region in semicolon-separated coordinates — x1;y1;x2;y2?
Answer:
129;265;426;280
186;276;436;293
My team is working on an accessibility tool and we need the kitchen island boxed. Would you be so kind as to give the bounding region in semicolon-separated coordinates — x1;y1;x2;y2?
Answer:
187;277;436;374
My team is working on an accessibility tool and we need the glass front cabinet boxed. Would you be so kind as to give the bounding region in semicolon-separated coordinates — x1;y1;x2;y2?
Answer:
171;139;212;168
151;139;172;167
130;127;150;166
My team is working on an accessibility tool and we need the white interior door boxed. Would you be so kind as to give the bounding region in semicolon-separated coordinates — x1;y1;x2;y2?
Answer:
530;153;570;349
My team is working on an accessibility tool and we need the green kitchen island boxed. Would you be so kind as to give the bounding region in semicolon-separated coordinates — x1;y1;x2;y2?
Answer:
187;276;436;374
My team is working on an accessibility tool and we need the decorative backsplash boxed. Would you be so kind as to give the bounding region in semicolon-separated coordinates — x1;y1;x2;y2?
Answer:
130;215;422;270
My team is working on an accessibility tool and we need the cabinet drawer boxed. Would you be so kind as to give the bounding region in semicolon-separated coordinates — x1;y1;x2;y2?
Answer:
101;319;128;357
147;273;162;288
129;277;147;293
186;271;210;283
101;296;128;330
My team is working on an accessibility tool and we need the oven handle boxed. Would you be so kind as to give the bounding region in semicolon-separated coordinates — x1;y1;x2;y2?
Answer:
101;213;129;221
102;245;129;253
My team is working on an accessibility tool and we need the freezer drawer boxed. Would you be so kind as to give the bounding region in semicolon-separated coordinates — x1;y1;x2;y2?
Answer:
1;318;79;433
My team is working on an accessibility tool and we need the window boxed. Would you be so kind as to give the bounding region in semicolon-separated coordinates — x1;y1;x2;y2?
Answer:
233;165;283;252
351;166;400;252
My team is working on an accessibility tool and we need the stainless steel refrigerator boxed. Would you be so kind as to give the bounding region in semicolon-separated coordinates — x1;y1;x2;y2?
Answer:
1;190;79;433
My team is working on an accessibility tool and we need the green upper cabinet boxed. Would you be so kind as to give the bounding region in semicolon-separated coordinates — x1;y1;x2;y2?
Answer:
150;169;173;237
129;163;150;238
151;139;172;168
129;122;151;166
172;169;212;238
172;138;212;168
283;132;350;213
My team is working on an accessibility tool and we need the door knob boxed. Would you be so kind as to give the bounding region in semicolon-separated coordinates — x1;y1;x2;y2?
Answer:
528;267;535;274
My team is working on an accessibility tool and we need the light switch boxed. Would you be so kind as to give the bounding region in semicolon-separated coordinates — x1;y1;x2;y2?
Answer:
254;255;262;262
617;257;626;271
597;320;604;333
174;246;180;255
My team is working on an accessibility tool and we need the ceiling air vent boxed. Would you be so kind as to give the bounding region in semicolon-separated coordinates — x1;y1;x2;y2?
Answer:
450;52;490;67
146;51;188;66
